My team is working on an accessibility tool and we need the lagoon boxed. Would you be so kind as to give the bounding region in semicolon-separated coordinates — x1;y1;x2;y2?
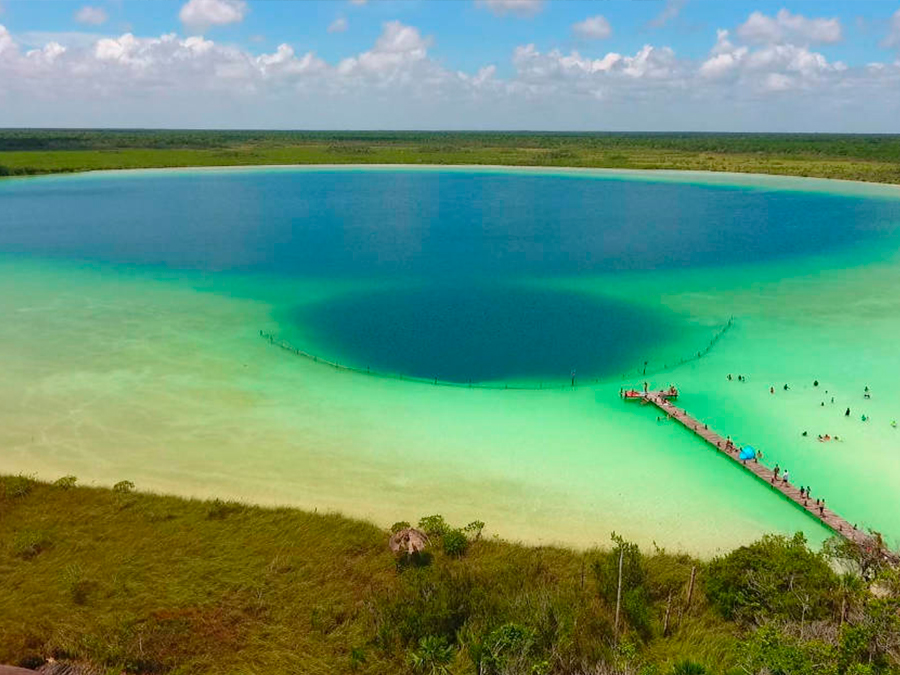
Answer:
2;166;900;555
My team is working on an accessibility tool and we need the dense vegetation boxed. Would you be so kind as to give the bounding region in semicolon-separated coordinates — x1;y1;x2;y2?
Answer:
1;474;898;674
2;130;900;184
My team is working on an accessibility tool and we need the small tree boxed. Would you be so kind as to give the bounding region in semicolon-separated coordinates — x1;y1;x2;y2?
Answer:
113;480;135;494
418;515;450;537
464;520;486;540
442;529;468;558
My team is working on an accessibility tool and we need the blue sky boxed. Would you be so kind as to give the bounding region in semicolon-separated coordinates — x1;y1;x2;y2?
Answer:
1;0;899;130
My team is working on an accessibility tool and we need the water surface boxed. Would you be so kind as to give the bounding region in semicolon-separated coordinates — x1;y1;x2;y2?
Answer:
2;166;900;554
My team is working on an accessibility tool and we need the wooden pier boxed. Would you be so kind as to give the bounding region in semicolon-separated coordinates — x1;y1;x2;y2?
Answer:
629;388;898;565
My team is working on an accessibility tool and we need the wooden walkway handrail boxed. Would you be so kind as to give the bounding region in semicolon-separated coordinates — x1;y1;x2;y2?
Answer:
631;389;898;566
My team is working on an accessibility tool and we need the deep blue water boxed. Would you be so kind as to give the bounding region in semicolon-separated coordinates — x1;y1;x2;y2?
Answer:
4;168;900;381
296;285;677;382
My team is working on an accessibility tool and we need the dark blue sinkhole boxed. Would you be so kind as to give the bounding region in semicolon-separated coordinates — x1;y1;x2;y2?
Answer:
291;285;681;383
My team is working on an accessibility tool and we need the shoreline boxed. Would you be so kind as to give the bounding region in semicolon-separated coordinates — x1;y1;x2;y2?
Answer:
5;161;900;198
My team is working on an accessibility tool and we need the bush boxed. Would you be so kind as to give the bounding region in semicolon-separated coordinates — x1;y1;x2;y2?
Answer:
418;515;450;537
442;530;469;558
1;474;35;499
113;480;135;494
671;660;707;675
54;475;78;489
481;623;535;675
391;521;411;534
705;532;837;623
464;520;485;540
592;532;646;603
408;635;454;675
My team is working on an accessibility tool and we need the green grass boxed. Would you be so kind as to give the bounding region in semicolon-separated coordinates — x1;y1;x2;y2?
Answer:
3;474;899;675
0;475;732;674
2;130;900;184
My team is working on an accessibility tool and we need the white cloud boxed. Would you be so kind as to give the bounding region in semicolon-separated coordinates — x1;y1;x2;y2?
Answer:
0;23;13;55
338;20;432;77
477;0;543;18
1;19;899;132
328;17;348;34
74;6;108;26
350;0;367;4
699;30;747;79
737;9;842;45
573;15;611;40
179;0;247;31
648;0;685;29
699;24;846;93
882;8;900;49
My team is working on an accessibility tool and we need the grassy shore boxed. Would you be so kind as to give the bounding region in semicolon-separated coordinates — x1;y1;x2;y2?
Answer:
2;130;900;184
2;474;899;675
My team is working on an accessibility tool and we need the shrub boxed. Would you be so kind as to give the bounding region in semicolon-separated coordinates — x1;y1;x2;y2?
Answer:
391;521;411;534
1;474;36;499
418;515;450;537
671;660;707;675
705;532;837;623
464;520;485;540
442;529;469;558
113;480;135;494
408;635;454;675
481;623;535;675
54;475;78;489
592;532;646;603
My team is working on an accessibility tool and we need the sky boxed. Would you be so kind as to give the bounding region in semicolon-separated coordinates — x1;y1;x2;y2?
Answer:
0;0;899;131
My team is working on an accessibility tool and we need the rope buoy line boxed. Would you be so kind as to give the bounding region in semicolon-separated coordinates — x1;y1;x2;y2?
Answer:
258;316;735;391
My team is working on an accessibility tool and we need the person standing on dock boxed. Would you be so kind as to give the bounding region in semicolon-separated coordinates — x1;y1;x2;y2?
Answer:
782;470;789;484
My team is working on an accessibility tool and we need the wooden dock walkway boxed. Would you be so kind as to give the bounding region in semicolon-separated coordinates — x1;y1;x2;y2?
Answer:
631;389;898;565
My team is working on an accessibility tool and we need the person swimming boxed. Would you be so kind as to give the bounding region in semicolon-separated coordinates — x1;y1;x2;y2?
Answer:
846;408;851;417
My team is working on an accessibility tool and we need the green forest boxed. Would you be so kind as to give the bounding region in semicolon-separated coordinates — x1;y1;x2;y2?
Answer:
2;129;900;184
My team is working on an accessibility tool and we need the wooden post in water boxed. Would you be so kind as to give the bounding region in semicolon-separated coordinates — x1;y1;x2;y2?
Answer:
614;548;624;639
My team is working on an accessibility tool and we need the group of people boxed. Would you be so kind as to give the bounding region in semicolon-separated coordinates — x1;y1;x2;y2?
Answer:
771;465;828;514
726;374;747;382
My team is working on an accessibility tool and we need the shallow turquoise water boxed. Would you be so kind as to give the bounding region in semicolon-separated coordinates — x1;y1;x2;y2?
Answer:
2;166;899;554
